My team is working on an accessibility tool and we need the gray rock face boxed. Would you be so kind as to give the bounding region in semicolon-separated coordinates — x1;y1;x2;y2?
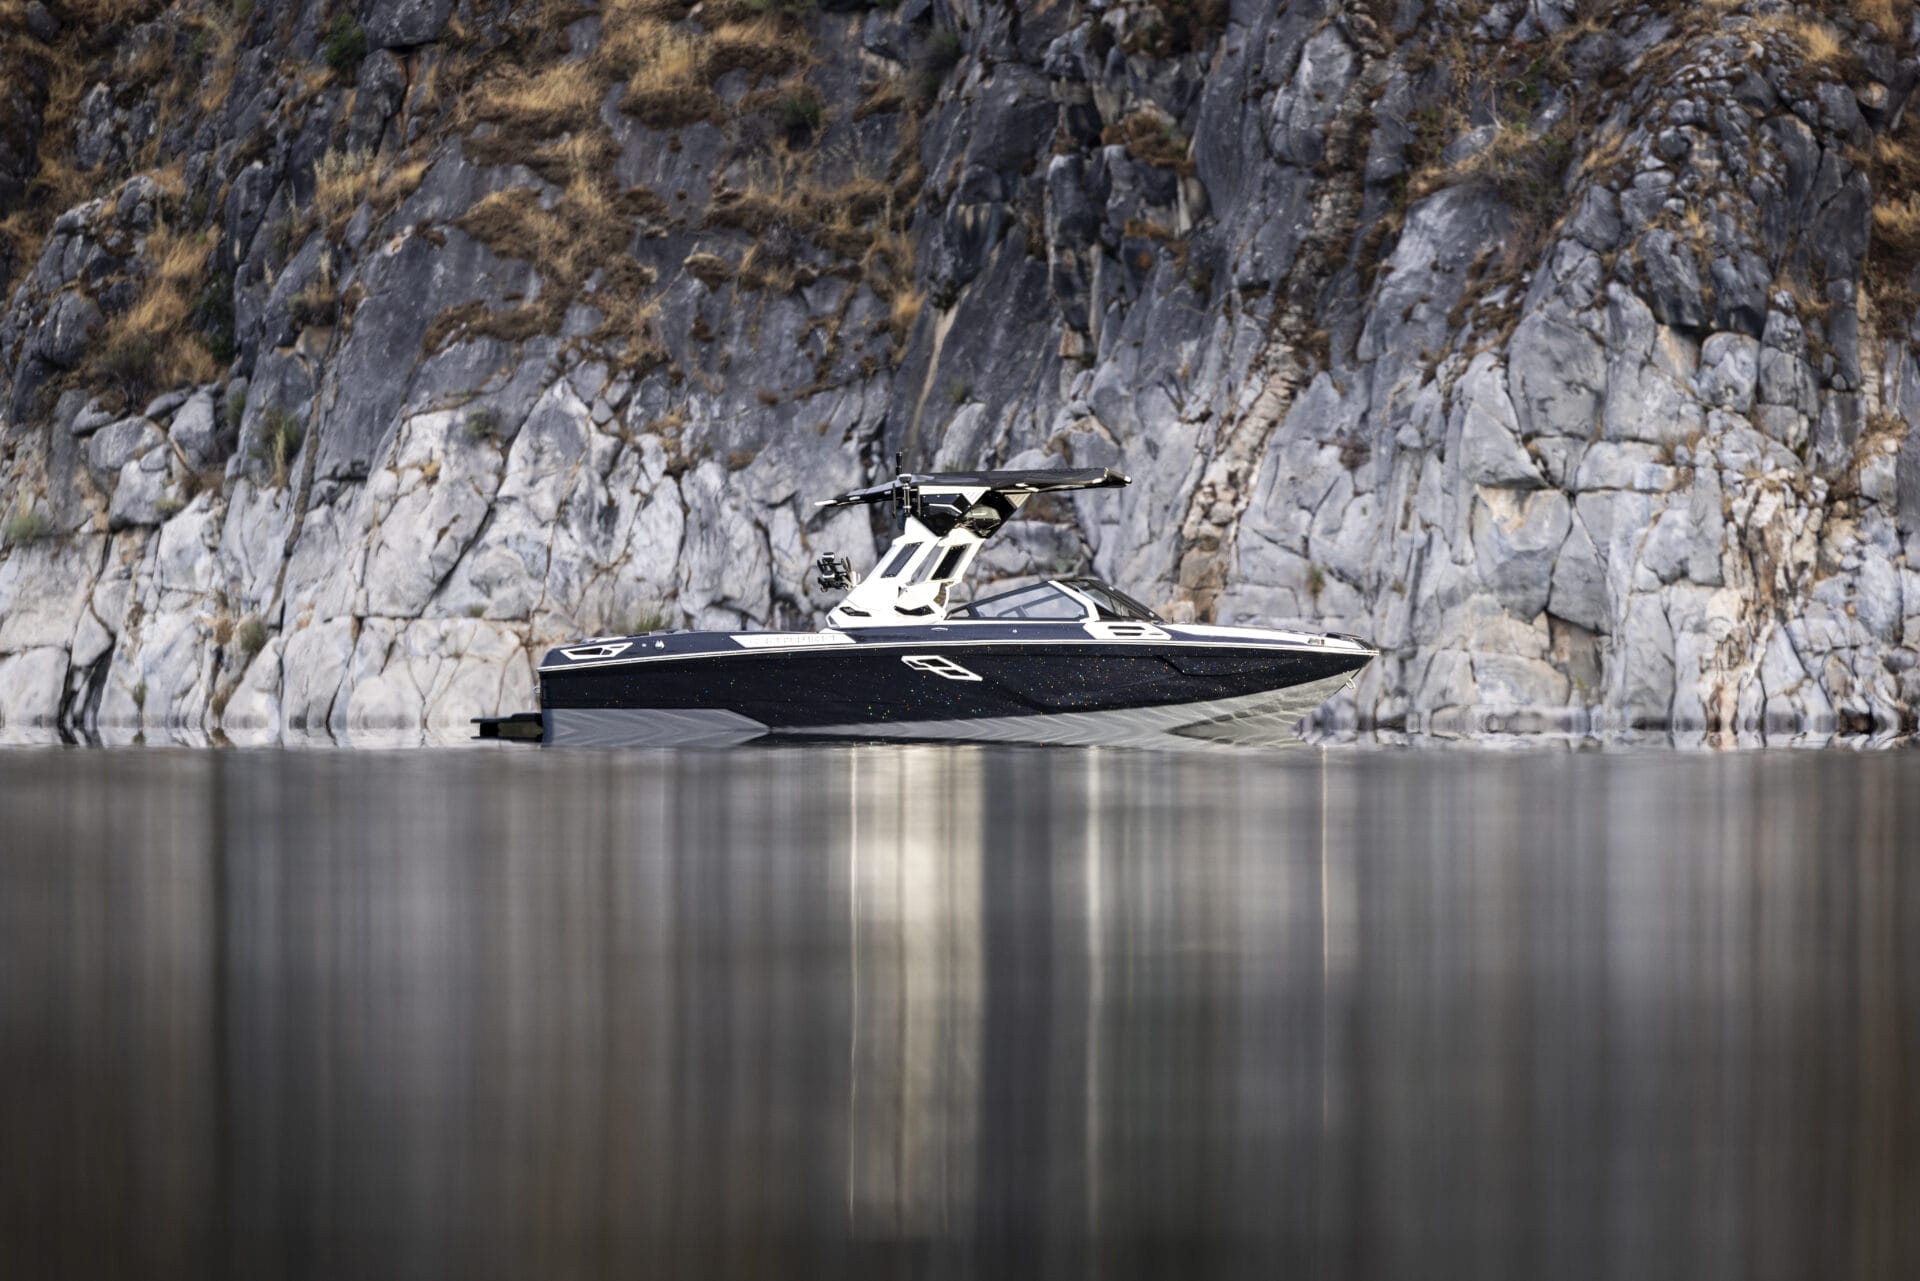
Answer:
68;399;116;437
364;0;452;49
0;1;1915;740
1471;489;1571;620
167;391;222;470
1696;333;1759;411
36;291;101;369
1639;230;1708;329
1267;25;1354;168
86;417;163;479
107;455;169;530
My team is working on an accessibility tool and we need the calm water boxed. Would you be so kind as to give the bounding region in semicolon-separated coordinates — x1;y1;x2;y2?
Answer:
1;746;1915;1280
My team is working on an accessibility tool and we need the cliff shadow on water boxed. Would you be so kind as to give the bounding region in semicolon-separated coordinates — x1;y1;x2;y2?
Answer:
3;0;1920;743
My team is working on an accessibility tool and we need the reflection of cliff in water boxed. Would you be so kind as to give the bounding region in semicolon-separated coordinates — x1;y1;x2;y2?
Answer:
0;748;1914;1279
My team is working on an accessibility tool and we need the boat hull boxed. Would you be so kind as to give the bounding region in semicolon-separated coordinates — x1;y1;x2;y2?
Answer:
534;628;1372;748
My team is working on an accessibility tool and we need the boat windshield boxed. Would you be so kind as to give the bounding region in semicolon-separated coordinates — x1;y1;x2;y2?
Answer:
1059;578;1163;622
949;581;1091;621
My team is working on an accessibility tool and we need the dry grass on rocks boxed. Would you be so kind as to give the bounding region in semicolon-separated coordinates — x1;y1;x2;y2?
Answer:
441;2;836;364
443;172;664;369
312;149;429;237
87;224;222;400
1864;124;1920;329
473;58;605;134
1101;107;1194;176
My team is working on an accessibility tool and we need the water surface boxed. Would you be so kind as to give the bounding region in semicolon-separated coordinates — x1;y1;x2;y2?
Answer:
2;746;1915;1280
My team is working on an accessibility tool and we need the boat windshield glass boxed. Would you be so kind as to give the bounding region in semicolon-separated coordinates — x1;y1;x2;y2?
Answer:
950;582;1091;622
1059;578;1163;622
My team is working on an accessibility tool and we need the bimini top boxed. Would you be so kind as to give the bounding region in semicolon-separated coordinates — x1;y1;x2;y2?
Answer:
818;466;1130;540
818;467;1129;509
817;464;1132;627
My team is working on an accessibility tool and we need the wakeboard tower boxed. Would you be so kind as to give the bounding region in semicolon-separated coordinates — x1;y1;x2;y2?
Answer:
475;463;1375;747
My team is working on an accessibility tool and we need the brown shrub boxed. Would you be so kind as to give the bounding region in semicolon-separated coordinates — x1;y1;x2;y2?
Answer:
889;287;923;349
703;19;802;80
473;59;603;134
684;252;735;288
88;224;222;398
1101;108;1193;176
443;165;664;366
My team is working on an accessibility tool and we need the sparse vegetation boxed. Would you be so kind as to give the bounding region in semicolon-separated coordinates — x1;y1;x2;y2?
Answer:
703;18;805;80
1873;195;1920;272
310;148;427;236
464;407;502;441
922;28;964;76
437;176;663;366
1850;0;1900;34
1102;108;1193;176
426;1;857;363
618;27;714;126
684;252;734;288
1753;12;1849;68
235;615;268;662
1862;112;1920;334
288;282;339;330
1411;120;1578;279
3;502;54;547
1416;122;1574;217
478;58;605;133
889;287;924;348
613;17;801;128
86;225;222;400
1123;0;1229;57
193;270;237;363
775;86;824;140
254;407;305;489
323;12;367;74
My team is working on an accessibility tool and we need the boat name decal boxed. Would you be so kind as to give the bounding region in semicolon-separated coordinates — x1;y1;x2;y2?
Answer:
1083;621;1171;641
730;632;856;649
561;641;632;661
901;654;983;682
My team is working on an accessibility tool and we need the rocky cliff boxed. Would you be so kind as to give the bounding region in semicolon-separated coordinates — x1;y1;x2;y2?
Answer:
1;0;1917;740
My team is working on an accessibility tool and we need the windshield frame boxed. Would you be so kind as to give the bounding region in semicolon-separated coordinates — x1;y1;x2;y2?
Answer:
947;580;1094;622
1055;578;1164;622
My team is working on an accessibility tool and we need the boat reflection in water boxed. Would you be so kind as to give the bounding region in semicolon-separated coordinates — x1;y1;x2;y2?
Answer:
1;747;1915;1279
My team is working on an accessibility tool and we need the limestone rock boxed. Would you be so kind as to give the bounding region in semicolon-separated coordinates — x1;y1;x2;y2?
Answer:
1695;333;1759;411
1267;25;1354;168
0;0;1910;740
0;647;67;728
1470;488;1570;620
364;0;453;48
36;291;103;369
167;391;222;470
84;416;161;479
107;456;169;530
1548;513;1609;633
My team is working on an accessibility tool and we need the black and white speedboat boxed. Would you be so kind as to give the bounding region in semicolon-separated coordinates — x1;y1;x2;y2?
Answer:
477;467;1375;747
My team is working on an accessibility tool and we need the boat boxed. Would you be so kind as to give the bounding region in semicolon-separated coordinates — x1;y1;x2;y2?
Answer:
475;465;1376;747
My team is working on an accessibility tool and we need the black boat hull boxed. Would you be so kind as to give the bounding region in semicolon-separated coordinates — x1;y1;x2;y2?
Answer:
533;629;1372;747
